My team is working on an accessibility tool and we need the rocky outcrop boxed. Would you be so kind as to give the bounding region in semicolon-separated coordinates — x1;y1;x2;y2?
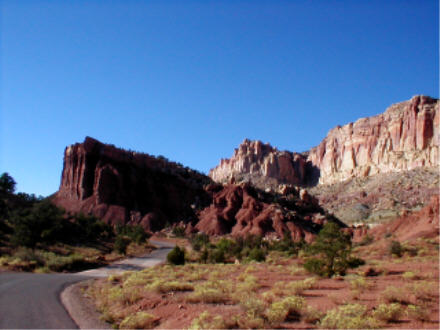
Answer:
209;96;438;187
53;137;211;231
209;139;317;189
308;95;439;184
195;183;344;242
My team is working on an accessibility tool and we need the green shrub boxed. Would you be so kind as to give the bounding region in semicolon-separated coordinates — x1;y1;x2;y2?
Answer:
208;249;225;263
372;303;403;322
119;311;156;329
172;226;185;237
319;304;379;329
304;222;362;277
167;246;185;265
248;247;266;262
190;233;210;251
389;240;403;257
114;235;130;255
189;311;228;329
266;296;304;324
406;304;430;321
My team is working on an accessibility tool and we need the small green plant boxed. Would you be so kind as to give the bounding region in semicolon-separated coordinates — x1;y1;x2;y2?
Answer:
372;303;403;322
247;247;266;262
119;311;156;329
319;304;379;329
189;311;228;329
172;226;185;237
114;235;130;254
266;296;304;325
406;304;430;321
167;246;185;265
380;286;410;304
389;240;403;257
302;305;324;324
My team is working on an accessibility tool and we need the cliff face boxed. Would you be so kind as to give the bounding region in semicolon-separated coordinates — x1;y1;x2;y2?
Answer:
210;96;439;187
308;95;439;184
209;139;317;189
54;137;211;230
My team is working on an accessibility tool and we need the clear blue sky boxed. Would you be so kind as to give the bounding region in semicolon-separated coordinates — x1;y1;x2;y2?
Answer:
1;0;438;196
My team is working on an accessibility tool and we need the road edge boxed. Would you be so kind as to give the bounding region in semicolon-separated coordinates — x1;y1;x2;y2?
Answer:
61;279;110;329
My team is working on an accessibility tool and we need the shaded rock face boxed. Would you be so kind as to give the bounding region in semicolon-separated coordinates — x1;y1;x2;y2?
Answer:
54;137;211;231
308;95;439;184
209;96;439;187
209;139;318;189
195;183;344;242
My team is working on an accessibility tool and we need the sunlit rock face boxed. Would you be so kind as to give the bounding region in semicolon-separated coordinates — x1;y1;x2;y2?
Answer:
308;95;439;184
209;139;313;188
210;96;439;186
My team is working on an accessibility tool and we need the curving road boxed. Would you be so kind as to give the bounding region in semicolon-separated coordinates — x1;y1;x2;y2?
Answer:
0;240;174;329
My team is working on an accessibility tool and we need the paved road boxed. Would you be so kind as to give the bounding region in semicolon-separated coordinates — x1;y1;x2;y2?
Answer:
0;240;174;329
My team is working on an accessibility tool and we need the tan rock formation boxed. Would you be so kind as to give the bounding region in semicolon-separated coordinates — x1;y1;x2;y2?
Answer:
209;139;310;188
308;95;439;184
210;96;439;187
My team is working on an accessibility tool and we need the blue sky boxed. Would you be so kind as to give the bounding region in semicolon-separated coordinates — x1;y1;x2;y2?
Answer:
1;0;438;196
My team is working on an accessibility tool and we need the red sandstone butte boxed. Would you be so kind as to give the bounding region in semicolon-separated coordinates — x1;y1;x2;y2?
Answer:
53;137;211;231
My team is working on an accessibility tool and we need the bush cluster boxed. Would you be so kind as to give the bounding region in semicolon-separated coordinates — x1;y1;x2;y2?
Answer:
190;232;306;264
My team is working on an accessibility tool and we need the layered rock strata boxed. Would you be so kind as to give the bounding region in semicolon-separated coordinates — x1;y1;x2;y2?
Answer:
308;95;439;184
209;139;317;189
54;137;211;231
209;96;439;186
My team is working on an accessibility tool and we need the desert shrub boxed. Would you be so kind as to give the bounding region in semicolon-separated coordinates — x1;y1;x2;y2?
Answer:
114;235;130;255
372;303;403;322
304;222;362;277
10;200;69;248
13;247;44;266
235;314;265;329
147;279;193;293
208;248;225;263
190;233;210;251
239;296;266;319
350;277;372;292
303;305;324;324
406;304;430;321
172;226;185;237
119;311;156;329
186;281;230;304
407;281;437;301
43;252;86;272
266;296;304;325
389;240;403;257
402;271;418;280
319;304;379;329
189;311;228;329
380;286;410;304
167;246;186;265
247;247;266;262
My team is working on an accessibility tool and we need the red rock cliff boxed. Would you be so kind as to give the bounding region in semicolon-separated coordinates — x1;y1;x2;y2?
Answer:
308;95;439;184
54;137;211;230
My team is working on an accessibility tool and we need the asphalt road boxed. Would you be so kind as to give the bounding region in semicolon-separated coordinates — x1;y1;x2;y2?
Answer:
0;240;174;329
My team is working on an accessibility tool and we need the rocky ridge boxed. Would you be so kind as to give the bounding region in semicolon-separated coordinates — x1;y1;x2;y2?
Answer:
209;95;439;187
308;95;439;184
54;137;342;240
54;137;211;231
